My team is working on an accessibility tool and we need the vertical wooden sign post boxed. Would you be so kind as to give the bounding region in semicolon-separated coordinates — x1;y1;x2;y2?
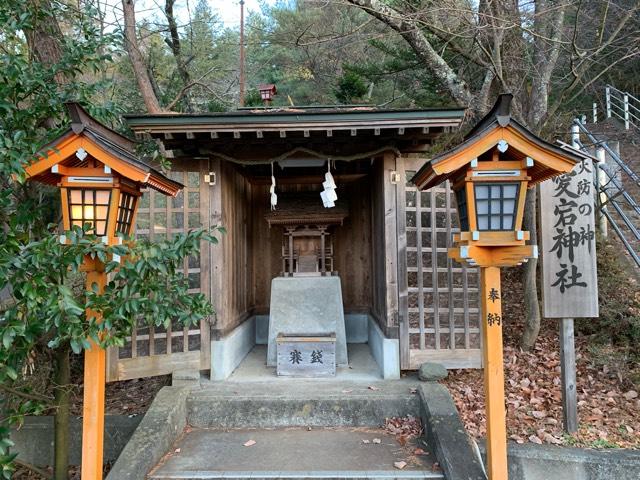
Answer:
540;122;599;434
412;95;587;479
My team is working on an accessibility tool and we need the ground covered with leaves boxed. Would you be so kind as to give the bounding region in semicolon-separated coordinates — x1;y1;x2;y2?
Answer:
70;373;170;416
444;250;640;449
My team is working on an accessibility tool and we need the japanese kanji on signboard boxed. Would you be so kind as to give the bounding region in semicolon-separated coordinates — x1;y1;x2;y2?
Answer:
540;158;599;318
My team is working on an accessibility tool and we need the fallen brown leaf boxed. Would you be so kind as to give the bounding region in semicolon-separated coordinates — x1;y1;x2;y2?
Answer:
528;435;542;445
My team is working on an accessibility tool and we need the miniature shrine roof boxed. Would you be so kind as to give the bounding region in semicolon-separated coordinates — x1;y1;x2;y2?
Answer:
265;194;349;227
411;94;588;190
26;103;183;196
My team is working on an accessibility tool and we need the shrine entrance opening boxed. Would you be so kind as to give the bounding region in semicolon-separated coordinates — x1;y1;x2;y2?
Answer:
212;157;383;379
237;158;375;316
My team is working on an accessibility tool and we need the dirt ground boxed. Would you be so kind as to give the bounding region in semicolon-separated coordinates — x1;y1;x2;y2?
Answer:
70;374;171;416
444;267;640;449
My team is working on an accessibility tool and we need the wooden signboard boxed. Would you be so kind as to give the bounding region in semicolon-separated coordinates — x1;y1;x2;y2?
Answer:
540;158;599;318
276;333;336;377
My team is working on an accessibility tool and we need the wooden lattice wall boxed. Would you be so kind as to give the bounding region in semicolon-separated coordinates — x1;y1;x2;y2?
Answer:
106;162;211;381
398;157;482;369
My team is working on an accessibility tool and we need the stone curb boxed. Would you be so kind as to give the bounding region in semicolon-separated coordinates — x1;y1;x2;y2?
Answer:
418;383;487;480
478;441;640;480
10;415;142;467
106;386;190;480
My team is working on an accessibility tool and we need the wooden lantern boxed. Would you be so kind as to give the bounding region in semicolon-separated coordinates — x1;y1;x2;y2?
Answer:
413;94;584;267
258;83;277;105
25;104;181;246
25;103;182;480
413;94;585;480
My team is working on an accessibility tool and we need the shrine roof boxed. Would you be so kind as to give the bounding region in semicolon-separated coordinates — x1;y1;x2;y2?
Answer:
125;105;465;131
124;105;466;163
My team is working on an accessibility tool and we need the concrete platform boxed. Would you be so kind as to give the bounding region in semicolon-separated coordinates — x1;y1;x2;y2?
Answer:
149;428;444;480
222;345;381;383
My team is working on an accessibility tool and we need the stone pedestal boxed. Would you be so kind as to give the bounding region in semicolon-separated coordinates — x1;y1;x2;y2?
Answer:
267;276;348;366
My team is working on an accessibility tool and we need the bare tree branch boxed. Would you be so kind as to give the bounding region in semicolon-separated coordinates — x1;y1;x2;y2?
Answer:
346;0;473;108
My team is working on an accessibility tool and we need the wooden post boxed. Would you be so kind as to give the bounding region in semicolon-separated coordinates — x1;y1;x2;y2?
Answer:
320;228;326;274
288;229;294;275
81;263;107;480
560;318;578;433
480;266;508;480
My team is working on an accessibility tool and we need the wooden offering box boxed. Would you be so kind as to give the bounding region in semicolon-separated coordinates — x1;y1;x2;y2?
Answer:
276;333;336;377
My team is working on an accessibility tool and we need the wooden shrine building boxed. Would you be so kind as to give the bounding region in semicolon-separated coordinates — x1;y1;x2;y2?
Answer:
109;104;485;381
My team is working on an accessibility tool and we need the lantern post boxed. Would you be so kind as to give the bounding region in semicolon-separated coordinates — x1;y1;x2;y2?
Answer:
25;103;182;479
412;94;586;479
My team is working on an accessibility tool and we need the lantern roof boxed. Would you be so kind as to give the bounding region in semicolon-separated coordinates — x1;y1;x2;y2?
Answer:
411;94;588;190
25;103;183;196
258;83;277;94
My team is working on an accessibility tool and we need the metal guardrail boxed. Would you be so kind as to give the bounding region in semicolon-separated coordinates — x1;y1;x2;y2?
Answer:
606;85;640;131
573;120;640;268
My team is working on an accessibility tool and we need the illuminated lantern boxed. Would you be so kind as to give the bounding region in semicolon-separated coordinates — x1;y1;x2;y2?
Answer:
413;94;585;268
26;103;182;245
24;103;182;480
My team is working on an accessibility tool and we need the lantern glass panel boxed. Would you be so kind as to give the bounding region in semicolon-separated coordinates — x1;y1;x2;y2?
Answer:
454;187;469;231
474;182;519;231
116;192;137;236
67;188;111;236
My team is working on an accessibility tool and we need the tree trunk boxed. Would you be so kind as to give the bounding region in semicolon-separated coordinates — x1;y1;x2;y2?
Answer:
164;0;192;111
24;0;65;128
521;187;541;350
24;0;63;68
53;345;71;480
122;0;163;114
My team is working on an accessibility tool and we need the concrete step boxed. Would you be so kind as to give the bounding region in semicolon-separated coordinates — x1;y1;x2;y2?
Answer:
147;428;444;480
149;472;441;479
188;381;422;429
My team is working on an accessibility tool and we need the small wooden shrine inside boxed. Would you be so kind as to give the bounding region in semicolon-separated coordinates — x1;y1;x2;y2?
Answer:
265;193;349;276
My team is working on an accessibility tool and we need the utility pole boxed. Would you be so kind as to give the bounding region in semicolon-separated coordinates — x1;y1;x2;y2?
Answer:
239;0;245;107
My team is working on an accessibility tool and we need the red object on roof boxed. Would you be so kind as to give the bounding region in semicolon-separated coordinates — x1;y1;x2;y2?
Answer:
258;84;277;102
